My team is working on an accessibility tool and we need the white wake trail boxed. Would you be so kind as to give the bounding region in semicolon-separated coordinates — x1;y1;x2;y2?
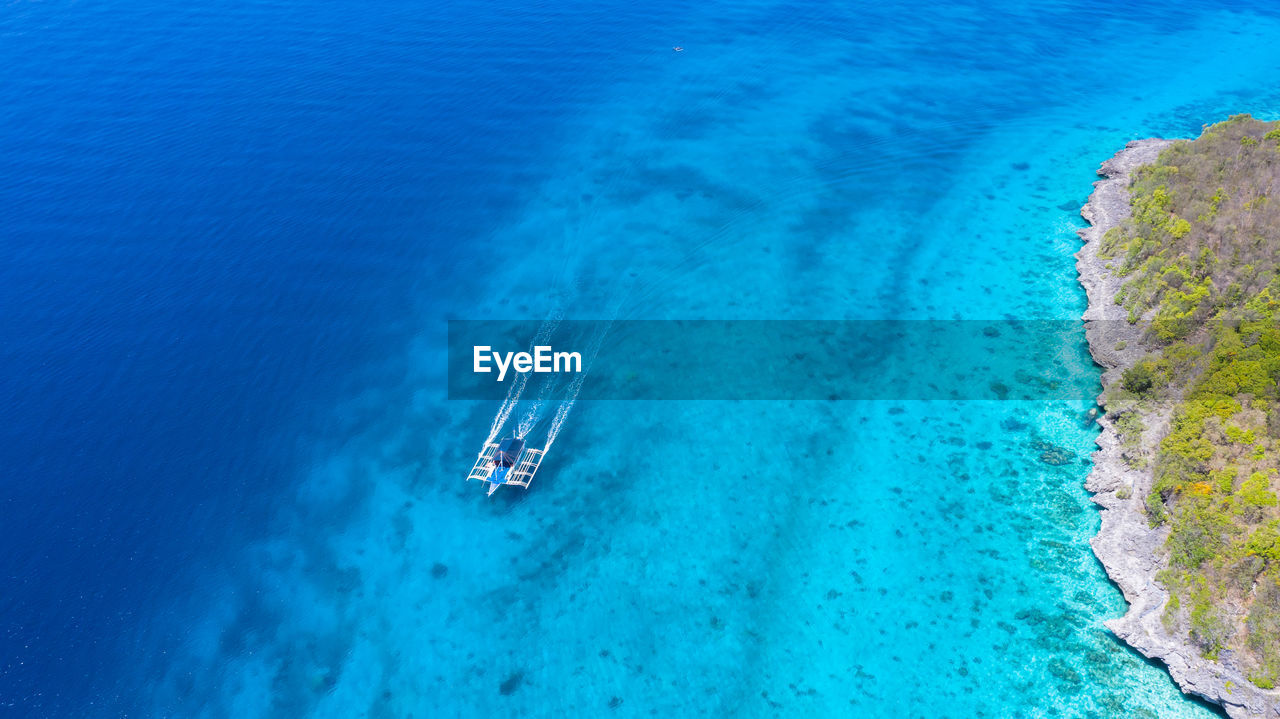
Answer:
485;371;531;445
543;320;610;453
484;312;563;445
516;400;542;438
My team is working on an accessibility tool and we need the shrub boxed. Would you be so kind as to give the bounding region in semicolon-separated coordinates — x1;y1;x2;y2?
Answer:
1122;362;1158;396
1147;489;1169;526
1167;503;1232;569
1246;521;1280;560
1189;580;1233;659
1239;473;1279;523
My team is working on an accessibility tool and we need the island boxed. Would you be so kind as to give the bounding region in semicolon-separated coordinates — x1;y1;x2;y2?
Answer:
1079;115;1280;717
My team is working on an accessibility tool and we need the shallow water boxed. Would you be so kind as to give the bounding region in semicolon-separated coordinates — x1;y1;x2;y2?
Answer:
4;0;1279;716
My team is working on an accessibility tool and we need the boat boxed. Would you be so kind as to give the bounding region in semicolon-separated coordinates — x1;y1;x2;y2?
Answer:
467;436;545;496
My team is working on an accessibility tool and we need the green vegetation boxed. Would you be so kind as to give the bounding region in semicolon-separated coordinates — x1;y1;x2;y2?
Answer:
1121;361;1159;396
1104;115;1280;680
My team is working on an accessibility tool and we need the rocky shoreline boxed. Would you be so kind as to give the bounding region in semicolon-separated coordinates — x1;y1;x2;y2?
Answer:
1077;139;1279;717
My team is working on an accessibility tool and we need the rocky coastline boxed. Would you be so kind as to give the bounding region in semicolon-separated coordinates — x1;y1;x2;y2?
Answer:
1078;139;1279;717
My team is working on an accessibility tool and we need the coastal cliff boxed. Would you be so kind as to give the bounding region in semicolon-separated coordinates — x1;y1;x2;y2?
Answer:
1078;138;1280;717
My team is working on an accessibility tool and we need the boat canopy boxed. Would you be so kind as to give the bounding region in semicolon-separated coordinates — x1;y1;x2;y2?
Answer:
495;437;524;467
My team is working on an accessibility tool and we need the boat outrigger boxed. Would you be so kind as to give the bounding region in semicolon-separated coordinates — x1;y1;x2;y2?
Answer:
467;437;545;496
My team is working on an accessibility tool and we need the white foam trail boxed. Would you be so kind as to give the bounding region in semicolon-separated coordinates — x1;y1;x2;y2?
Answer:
543;320;610;453
483;312;563;445
516;400;542;438
515;365;557;439
485;372;529;445
542;382;579;453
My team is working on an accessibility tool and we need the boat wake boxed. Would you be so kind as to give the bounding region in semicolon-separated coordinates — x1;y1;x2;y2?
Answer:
474;282;620;494
543;320;608;454
478;313;609;475
484;312;561;445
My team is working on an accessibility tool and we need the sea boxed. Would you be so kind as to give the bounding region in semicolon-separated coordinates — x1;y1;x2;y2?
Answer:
2;0;1277;716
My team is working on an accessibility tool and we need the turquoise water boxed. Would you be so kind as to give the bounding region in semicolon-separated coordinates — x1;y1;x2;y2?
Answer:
153;5;1279;717
12;0;1280;716
147;5;1277;715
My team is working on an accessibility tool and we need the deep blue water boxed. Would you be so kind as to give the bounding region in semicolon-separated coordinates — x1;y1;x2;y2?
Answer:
2;0;1279;716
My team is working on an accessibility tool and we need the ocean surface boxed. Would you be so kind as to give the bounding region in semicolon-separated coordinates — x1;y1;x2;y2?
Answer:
4;0;1280;716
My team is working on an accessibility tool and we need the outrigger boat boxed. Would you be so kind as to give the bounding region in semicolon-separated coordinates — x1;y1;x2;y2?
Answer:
467;437;545;497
